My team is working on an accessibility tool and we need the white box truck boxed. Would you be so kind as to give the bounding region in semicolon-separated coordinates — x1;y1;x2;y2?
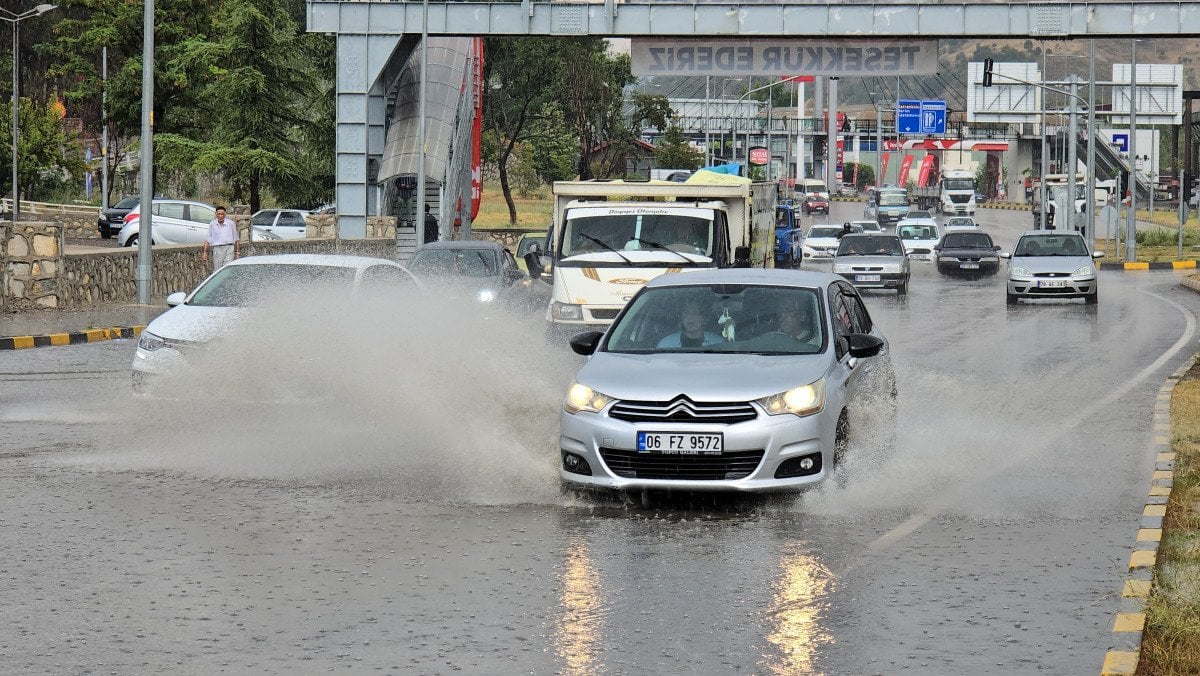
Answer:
532;174;776;332
913;169;977;215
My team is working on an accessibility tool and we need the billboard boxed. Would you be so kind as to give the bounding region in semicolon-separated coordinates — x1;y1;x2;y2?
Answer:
631;39;938;77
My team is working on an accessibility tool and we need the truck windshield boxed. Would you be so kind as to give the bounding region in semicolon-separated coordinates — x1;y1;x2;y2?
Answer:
879;194;907;206
562;210;714;258
942;179;975;191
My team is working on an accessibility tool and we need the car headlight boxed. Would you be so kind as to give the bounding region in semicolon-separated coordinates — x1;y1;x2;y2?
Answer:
1072;265;1095;277
832;263;852;273
881;264;902;273
1011;266;1033;278
550;301;583;321
757;379;826;417
137;330;166;352
477;288;497;303
564;382;612;414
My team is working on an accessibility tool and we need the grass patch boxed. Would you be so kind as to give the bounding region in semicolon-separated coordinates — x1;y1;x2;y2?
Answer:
473;182;553;230
1095;240;1200;264
1139;363;1200;675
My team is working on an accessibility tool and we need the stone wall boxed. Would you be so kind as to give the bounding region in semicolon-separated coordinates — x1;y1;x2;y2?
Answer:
3;221;63;308
40;214;103;240
468;228;543;249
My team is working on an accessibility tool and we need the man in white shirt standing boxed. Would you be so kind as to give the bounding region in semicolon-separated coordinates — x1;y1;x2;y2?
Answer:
201;206;239;270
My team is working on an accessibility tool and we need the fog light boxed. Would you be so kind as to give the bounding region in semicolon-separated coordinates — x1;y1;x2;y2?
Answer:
799;458;814;470
562;452;592;476
774;452;822;479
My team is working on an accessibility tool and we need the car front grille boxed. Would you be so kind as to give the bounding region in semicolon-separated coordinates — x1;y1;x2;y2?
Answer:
588;308;620;320
608;396;758;424
909;248;932;255
1033;272;1068;278
598;448;765;480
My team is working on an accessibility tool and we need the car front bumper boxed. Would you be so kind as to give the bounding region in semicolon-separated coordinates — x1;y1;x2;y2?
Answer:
936;258;999;275
1007;275;1097;298
558;406;833;493
836;271;908;289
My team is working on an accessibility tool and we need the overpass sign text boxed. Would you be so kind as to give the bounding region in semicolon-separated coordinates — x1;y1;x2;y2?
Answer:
631;39;938;77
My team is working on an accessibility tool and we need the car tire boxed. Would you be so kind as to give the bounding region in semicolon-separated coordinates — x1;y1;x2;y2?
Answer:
1085;291;1099;305
833;410;850;487
124;234;138;248
99;223;112;239
1006;292;1019;305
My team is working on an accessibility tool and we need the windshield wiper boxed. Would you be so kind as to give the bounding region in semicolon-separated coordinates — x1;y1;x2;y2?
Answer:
629;236;696;265
579;233;632;264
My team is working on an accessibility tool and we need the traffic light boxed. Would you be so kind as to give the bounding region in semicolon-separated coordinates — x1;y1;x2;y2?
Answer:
982;58;995;87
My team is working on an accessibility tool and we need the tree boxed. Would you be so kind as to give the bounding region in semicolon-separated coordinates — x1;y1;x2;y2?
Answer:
0;98;86;201
552;39;635;180
655;125;703;171
842;162;875;190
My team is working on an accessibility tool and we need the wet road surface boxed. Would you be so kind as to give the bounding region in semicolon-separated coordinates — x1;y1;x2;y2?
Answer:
2;205;1199;673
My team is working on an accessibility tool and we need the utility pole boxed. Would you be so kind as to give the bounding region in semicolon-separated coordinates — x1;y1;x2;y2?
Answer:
1086;39;1097;248
1066;75;1079;231
1126;40;1138;262
1039;45;1049;230
827;77;838;191
136;0;154;304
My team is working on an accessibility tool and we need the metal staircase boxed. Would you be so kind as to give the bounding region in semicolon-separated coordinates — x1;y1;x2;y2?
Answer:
1076;132;1153;202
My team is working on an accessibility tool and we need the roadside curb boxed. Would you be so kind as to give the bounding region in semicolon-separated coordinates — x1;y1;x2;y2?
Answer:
1183;276;1200;293
1100;261;1199;271
0;326;146;350
1101;349;1197;675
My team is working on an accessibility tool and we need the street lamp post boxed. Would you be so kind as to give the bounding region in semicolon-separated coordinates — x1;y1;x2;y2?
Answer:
1;4;57;222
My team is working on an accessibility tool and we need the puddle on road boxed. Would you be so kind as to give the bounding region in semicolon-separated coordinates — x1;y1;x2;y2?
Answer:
74;292;578;506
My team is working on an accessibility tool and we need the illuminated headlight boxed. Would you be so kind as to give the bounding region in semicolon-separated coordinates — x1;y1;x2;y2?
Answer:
137;330;166;352
1011;266;1033;278
477;288;497;303
757;379;826;417
881;264;902;273
1072;265;1095;277
550;301;583;321
832;263;852;273
564;382;612;414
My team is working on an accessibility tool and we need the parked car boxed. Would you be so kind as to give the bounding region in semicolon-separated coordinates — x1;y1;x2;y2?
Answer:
896;219;941;260
559;269;894;492
250;209;311;240
802;223;862;259
801;193;830;215
118;199;219;247
132;254;424;396
1002;231;1102;305
833;233;909;294
934;231;1002;277
97;195;140;239
406;240;549;312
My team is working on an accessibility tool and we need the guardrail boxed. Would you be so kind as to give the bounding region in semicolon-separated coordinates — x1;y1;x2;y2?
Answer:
0;198;100;217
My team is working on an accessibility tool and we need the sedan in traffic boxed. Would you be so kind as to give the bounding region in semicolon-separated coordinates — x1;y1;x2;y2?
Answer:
1002;231;1102;305
896;219;940;260
935;231;1002;277
406;240;549;312
802;223;862;259
559;269;893;493
801;194;830;215
833;233;909;294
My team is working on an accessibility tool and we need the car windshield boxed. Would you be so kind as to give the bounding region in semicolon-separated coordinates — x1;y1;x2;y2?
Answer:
408;248;499;277
838;236;904;256
114;196;140;209
851;221;881;231
804;183;828;194
897;225;938;240
947;218;975;227
605;284;825;355
809;225;858;238
188;264;358;307
1014;235;1088;257
941;233;993;249
908;211;932;218
879;194;907;206
561;209;714;257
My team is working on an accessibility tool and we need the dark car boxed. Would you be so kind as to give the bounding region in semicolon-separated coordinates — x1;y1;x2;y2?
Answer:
801;194;830;215
934;230;1003;277
98;196;140;239
406;240;549;312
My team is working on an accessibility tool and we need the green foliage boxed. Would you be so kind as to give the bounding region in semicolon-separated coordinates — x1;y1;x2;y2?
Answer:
507;148;544;199
629;93;673;133
0;98;86;201
526;104;578;183
1137;228;1199;247
842;162;874;190
655;125;703;171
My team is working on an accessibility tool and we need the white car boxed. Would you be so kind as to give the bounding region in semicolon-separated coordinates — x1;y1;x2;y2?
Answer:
132;254;423;397
895;219;941;260
250;209;311;240
802;223;863;259
850;219;882;233
944;216;980;231
118;199;219;247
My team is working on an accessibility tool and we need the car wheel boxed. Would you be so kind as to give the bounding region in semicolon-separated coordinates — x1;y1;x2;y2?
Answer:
833;410;850;486
1006;292;1019;305
124;234;138;247
99;225;112;239
896;281;907;295
1085;291;1099;305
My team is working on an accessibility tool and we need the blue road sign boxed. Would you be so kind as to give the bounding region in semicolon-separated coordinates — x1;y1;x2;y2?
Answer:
920;100;946;134
896;99;921;134
1112;133;1129;152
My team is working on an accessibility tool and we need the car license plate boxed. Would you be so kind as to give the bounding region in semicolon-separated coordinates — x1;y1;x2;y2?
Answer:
960;262;980;269
855;274;881;282
637;432;723;455
1037;279;1067;288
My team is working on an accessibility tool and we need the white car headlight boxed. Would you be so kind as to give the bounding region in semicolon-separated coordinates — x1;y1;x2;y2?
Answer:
564;382;612;414
477;288;497;303
137;330;166;352
1072;265;1095;277
1011;266;1033;278
832;263;852;273
757;379;826;417
550;301;583;321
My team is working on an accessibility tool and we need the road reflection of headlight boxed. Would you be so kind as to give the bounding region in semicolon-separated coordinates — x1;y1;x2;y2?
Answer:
477;288;497;303
138;330;166;352
762;550;833;675
555;538;603;675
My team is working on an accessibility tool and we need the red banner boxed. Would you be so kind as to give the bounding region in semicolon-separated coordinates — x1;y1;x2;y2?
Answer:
782;75;815;83
880;153;890;185
916;154;936;188
898;155;915;186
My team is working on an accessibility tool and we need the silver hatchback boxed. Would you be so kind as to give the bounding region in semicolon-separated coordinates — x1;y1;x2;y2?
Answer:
1002;231;1102;305
559;269;894;493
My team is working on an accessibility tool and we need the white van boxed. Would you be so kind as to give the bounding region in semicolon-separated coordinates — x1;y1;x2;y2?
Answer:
794;178;830;201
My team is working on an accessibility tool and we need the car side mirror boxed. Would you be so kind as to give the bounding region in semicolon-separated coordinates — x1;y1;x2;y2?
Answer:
569;331;604;356
846;332;884;359
1000;252;1012;259
733;245;751;268
524;251;543;280
1092;251;1104;259
166;291;187;307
